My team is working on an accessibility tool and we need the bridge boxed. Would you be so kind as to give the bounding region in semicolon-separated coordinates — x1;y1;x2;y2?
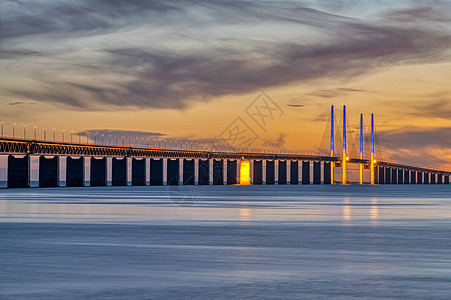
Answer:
1;105;450;188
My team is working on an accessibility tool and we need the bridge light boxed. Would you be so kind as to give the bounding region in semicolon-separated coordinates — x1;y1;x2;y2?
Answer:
346;157;350;161
373;159;377;163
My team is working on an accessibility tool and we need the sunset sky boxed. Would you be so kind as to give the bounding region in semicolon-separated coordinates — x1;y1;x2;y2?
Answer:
1;0;450;170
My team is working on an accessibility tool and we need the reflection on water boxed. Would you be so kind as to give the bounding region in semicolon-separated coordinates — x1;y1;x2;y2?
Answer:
370;197;379;221
1;185;451;299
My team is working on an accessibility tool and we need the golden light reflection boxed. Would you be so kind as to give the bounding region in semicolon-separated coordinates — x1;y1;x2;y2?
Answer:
240;207;250;221
370;198;379;220
343;197;351;221
240;160;250;185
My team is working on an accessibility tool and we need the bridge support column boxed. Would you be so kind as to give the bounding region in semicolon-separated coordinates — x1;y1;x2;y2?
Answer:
209;159;213;185
194;159;199;185
274;160;279;185
385;167;391;184
404;169;410;184
145;158;150;186
126;157;132;186
179;159;184;185
83;157;91;186
302;161;310;184
437;174;443;184
313;161;321;184
0;155;7;188
445;175;450;184
392;168;397;184
163;158;168;186
424;173;429;184
249;159;254;185
323;162;331;184
410;170;416;184
431;173;437;184
106;157;112;186
298;161;302;184
262;160;266;184
287;160;291;185
58;156;67;187
417;171;423;184
236;160;240;185
378;166;385;184
223;160;227;185
29;155;40;188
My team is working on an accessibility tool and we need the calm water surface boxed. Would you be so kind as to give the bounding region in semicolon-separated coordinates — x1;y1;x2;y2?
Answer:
1;185;450;299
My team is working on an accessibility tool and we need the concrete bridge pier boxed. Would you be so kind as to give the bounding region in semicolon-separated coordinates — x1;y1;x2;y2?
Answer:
410;170;416;184
302;161;310;184
226;159;237;185
424;172;430;184
39;156;58;187
437;174;443;184
313;161;321;184
274;160;279;185
323;162;331;184
83;157;91;186
167;158;180;185
277;160;285;185
262;160;266;184
398;169;404;184
404;169;410;184
194;159;199;185
145;158;151;186
223;160;227;185
150;158;163;185
183;159;195;185
213;159;224;185
106;157;112;186
132;158;146;186
378;166;385;184
111;157;126;186
445;175;450;184
58;156;66;187
266;160;275;184
249;159;254;185
417;171;423;184
253;160;262;185
290;160;299;184
29;155;39;187
287;160;291;185
126;157;132;186
0;155;7;188
430;173;436;184
179;159;184;185
385;167;391;184
209;159;213;185
236;159;241;185
163;158;168;186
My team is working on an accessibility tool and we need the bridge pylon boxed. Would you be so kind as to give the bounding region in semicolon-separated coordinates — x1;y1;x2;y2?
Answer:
342;105;347;184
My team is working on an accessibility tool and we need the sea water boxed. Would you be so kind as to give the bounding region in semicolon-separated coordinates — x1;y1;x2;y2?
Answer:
1;185;450;299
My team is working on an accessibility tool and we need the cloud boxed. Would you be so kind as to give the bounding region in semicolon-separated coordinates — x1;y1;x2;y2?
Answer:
286;104;304;108
2;0;451;110
263;133;286;149
378;126;451;149
8;101;36;106
309;88;374;98
406;99;451;120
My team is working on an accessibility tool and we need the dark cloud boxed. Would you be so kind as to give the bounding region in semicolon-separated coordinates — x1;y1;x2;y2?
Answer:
406;99;451;120
8;101;36;106
309;88;375;98
378;126;451;150
2;0;451;110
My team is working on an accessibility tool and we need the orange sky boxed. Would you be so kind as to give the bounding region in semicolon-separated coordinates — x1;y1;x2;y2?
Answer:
1;1;450;170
